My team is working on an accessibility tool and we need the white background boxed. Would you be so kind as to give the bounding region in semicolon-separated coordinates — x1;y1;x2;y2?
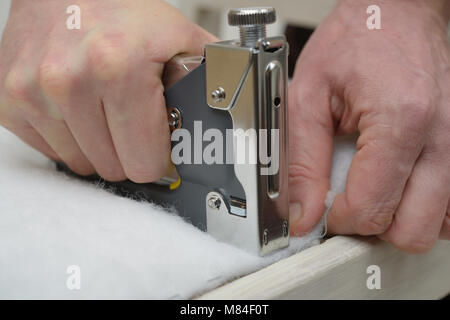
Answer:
0;0;10;37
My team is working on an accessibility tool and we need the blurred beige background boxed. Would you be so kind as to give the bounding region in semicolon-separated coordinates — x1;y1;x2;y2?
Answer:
0;0;336;38
165;0;335;39
0;0;449;46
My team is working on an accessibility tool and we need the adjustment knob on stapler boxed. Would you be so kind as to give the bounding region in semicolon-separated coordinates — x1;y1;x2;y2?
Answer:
228;7;276;47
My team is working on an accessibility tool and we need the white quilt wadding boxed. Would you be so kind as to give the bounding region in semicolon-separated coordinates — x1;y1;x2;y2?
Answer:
0;126;356;299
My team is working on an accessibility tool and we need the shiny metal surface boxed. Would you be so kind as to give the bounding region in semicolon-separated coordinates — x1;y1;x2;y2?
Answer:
228;7;276;26
204;32;290;255
167;107;182;132
205;43;253;110
228;7;276;48
211;87;226;103
265;60;283;199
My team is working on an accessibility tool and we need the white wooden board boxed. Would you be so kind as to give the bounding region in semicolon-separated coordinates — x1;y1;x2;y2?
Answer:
199;236;450;299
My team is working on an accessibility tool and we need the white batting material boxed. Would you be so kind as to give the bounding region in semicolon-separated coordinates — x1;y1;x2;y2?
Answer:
0;126;356;299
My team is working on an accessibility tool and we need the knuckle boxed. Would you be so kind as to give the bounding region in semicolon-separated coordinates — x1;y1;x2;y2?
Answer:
396;80;436;129
349;200;395;235
400;100;434;129
289;161;316;183
4;69;32;102
88;34;129;81
353;213;393;235
4;70;43;117
39;59;73;99
382;91;435;153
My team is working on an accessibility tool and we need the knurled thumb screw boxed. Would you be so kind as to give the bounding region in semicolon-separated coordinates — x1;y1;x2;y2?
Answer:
228;7;276;47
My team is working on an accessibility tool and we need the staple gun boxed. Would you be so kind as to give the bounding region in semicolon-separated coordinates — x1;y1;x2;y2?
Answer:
57;7;290;256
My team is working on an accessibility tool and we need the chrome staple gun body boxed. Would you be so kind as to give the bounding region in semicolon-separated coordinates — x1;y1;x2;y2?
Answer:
57;7;290;256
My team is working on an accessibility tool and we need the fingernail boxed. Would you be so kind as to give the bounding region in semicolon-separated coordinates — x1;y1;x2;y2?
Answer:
289;202;303;224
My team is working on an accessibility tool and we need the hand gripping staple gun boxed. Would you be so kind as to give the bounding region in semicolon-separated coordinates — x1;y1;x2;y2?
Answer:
57;7;290;256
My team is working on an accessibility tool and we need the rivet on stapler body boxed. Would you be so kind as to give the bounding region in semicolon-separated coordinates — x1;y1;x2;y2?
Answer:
167;107;182;131
211;87;226;103
207;195;221;210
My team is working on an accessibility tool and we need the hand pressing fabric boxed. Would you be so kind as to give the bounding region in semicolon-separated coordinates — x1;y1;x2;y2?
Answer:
0;0;216;183
289;0;450;253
